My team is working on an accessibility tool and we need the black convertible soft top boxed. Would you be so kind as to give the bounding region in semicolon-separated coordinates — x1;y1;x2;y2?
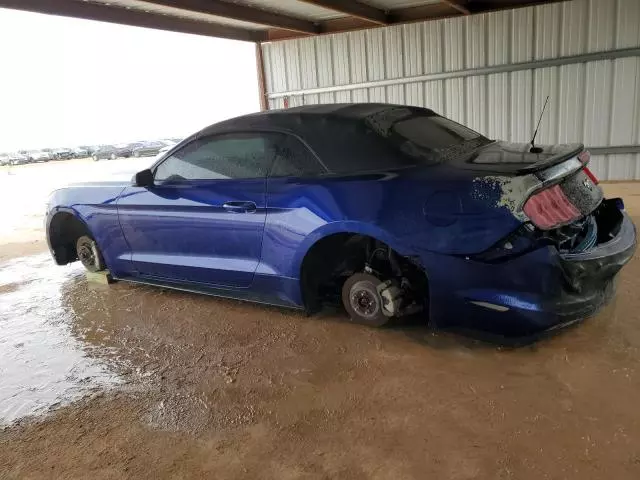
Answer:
196;104;447;174
200;103;438;136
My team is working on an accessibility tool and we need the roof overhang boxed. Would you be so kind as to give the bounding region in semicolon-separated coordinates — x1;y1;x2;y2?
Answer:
0;0;568;43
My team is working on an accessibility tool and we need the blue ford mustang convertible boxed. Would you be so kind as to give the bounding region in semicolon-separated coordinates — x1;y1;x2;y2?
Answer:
46;104;636;340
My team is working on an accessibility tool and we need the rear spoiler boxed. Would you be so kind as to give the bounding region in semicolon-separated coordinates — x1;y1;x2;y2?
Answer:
533;149;592;190
515;144;585;175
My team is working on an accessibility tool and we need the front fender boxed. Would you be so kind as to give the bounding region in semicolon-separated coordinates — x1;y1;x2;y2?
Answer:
45;186;131;275
45;207;89;264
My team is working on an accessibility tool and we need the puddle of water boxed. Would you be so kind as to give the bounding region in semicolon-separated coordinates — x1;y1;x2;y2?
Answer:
0;254;122;426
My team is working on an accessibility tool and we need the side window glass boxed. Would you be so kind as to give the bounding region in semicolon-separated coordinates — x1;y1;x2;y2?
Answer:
270;135;325;177
154;133;274;182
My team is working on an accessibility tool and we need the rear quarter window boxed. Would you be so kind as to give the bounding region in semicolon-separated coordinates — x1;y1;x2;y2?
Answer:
393;116;481;149
270;135;326;177
366;111;490;164
303;111;489;174
304;118;417;174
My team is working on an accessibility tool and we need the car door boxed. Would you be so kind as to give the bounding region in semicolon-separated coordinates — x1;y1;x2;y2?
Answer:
117;132;277;288
261;134;331;280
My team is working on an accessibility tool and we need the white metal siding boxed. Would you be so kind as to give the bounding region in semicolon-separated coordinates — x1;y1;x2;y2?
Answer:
261;0;640;180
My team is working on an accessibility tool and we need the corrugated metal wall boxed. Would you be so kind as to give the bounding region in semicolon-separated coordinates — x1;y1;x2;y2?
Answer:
261;0;640;180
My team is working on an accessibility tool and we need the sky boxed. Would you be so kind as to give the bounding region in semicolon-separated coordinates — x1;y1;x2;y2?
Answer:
0;8;259;151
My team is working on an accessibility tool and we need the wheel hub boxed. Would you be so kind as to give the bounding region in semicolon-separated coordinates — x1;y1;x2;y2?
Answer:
349;282;380;319
78;242;96;268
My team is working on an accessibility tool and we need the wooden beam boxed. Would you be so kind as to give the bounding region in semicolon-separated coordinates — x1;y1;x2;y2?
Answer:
466;0;567;13
255;43;269;111
298;0;388;25
268;3;461;40
267;0;567;41
441;0;471;15
0;0;265;41
144;0;318;34
388;2;462;23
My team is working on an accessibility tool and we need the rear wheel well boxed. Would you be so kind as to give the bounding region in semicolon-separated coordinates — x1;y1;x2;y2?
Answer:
300;233;429;316
48;212;93;265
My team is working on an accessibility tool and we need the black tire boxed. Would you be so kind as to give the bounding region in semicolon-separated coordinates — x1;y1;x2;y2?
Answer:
341;272;389;327
76;235;105;273
110;153;117;160
92;155;99;162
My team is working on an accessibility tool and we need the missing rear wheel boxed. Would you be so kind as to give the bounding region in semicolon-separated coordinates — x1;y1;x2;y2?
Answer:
341;272;389;327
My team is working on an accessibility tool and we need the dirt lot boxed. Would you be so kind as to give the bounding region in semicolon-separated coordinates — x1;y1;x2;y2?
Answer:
1;180;640;479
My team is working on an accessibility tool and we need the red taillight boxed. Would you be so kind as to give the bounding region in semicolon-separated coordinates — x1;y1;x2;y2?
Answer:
523;185;581;230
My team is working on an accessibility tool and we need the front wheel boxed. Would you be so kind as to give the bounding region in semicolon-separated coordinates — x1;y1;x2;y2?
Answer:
341;272;389;327
76;235;105;273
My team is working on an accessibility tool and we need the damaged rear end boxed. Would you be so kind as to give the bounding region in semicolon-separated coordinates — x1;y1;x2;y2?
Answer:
468;146;636;335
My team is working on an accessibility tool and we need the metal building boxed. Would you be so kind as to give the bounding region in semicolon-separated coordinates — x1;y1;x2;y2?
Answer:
260;0;640;180
4;0;640;179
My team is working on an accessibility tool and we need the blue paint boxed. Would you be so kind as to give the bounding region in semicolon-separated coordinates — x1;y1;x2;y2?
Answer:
45;105;637;339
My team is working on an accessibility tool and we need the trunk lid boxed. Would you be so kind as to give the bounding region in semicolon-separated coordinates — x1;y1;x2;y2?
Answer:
457;141;584;175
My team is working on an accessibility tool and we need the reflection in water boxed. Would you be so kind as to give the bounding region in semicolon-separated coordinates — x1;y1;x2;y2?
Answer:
0;254;122;425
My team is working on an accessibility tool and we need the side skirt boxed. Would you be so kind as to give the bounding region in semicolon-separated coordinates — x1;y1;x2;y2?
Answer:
112;274;305;311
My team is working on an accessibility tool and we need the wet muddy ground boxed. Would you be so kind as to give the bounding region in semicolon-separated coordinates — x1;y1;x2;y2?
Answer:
1;183;640;479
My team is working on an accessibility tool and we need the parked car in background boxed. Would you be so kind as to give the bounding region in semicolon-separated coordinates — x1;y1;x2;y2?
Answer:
44;103;637;341
152;143;176;161
18;150;33;161
92;143;139;161
52;148;74;160
158;143;174;154
8;152;30;165
131;141;165;157
30;150;52;162
92;146;115;161
0;154;10;166
71;147;88;158
91;143;137;161
86;146;101;156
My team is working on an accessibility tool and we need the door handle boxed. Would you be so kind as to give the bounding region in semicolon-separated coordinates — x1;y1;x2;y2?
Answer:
223;201;257;213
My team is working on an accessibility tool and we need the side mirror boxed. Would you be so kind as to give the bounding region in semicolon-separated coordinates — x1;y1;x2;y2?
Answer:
132;168;154;187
